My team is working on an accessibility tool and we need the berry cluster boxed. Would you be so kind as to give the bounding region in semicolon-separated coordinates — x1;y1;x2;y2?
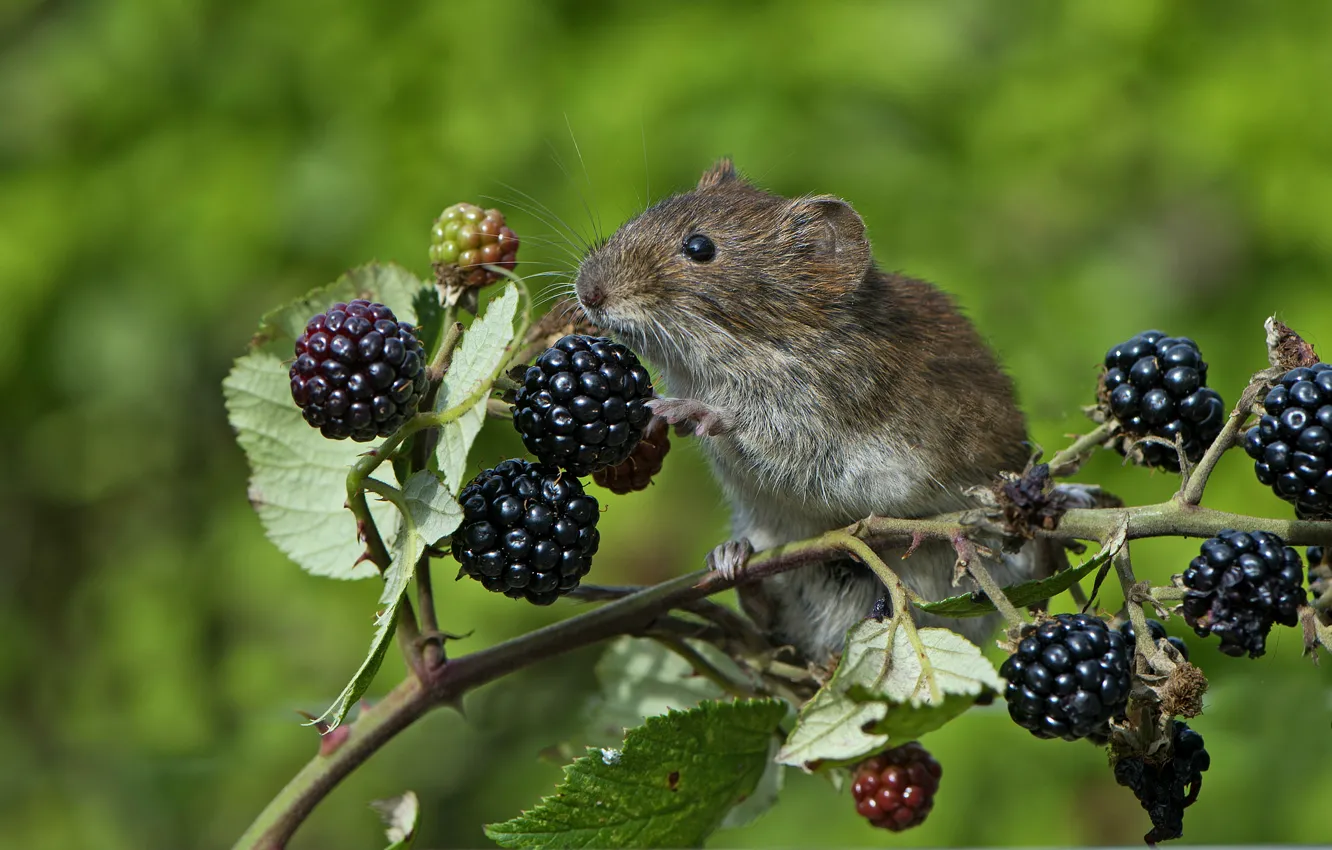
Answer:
452;460;600;604
429;203;519;289
592;414;671;494
289;300;428;441
1243;363;1332;519
1000;613;1131;741
1102;331;1226;471
850;742;941;832
1181;530;1307;658
512;335;655;476
1114;721;1210;845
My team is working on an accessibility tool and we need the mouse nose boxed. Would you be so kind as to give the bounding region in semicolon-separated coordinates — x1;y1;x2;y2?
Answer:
576;278;605;309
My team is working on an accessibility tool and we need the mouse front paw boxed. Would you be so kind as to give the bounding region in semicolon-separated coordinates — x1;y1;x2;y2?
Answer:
706;538;754;582
647;397;732;437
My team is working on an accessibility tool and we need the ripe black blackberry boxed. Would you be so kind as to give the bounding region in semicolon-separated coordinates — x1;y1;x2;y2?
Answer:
999;613;1131;741
1119;618;1190;662
451;459;600;604
290;300;428;441
1243;363;1332;519
1180;530;1307;658
850;742;941;832
1101;331;1226;471
1114;720;1210;844
512;335;654;475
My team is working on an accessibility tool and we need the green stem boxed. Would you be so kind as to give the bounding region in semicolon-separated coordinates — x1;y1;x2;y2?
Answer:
1046;420;1118;478
1178;374;1269;506
652;636;759;699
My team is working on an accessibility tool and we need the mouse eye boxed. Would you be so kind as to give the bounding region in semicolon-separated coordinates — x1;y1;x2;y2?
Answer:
682;234;716;262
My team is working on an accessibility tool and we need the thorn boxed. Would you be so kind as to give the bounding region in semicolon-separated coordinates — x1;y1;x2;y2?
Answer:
319;724;352;756
354;549;373;566
296;709;331;735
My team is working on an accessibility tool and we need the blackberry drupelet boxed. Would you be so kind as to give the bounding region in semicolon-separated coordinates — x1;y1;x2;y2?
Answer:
512;335;654;475
1114;720;1210;844
452;460;600;604
592;415;671;494
999;613;1131;741
850;742;942;832
1180;530;1307;658
1242;363;1332;519
429;203;519;289
1101;330;1226;471
289;300;428;441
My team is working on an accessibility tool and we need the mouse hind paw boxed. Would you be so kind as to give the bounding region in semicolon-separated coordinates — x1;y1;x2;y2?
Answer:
707;538;755;581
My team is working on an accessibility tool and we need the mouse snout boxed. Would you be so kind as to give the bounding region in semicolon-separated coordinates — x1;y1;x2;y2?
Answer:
574;273;606;310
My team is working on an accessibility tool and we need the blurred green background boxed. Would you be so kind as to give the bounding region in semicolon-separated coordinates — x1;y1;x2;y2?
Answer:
4;1;1332;847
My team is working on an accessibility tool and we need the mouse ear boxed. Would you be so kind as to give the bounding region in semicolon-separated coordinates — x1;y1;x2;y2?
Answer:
697;158;738;190
787;195;871;285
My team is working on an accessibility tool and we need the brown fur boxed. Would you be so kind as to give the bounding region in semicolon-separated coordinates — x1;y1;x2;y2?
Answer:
575;159;1036;658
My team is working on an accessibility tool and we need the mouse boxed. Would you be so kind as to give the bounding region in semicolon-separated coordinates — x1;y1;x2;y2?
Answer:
573;158;1054;660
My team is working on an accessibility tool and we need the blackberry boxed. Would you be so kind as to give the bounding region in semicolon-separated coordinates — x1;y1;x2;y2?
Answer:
1114;720;1210;844
289;300;428;441
1242;363;1332;519
429;203;519;289
511;335;654;475
1119;618;1190;662
451;459;600;604
850;742;941;832
999;613;1131;741
592;415;671;494
1180;530;1307;658
1101;330;1226;471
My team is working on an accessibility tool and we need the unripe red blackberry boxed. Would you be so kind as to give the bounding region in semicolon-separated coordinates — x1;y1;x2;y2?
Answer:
512;335;655;476
850;742;941;832
1180;529;1307;658
1114;720;1210;844
430;203;519;289
1101;331;1225;471
1242;363;1332;519
289;300;428;441
452;459;600;604
999;613;1131;741
592;415;671;494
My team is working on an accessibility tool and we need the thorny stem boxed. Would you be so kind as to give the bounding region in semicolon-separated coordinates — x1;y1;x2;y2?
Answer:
1046;420;1119;478
235;496;1332;850
1113;547;1170;674
1178;371;1273;506
652;636;760;699
955;537;1027;628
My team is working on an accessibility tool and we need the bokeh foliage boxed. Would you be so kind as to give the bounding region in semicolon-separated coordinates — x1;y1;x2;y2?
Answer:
3;1;1331;846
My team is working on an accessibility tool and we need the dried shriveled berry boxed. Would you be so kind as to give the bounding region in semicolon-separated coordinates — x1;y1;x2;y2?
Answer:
1114;720;1210;844
1181;529;1307;658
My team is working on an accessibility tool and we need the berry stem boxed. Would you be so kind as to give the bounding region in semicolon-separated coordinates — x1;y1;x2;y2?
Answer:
1298;605;1332;656
651;636;762;699
1177;369;1273;506
1046;420;1119;478
1114;547;1171;674
952;534;1027;628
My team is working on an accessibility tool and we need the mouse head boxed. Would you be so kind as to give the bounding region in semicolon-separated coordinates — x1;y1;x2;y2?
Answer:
574;159;873;373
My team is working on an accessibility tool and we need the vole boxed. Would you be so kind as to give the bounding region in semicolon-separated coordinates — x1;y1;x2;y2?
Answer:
573;159;1048;659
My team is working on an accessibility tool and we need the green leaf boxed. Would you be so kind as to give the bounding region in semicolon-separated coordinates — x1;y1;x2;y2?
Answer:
253;263;424;352
776;621;1002;771
582;638;782;833
223;263;433;580
223;351;397;580
371;791;420;850
912;545;1118;618
316;471;461;731
435;282;519;492
486;699;786;849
